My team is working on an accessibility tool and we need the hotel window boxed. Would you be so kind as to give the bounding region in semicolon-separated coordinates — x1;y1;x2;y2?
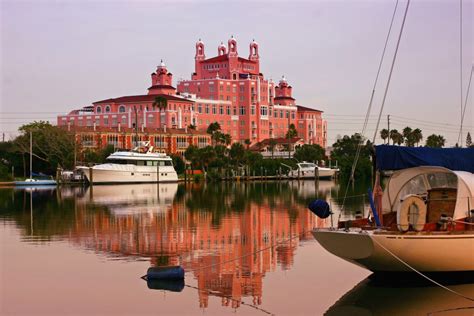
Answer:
280;110;283;118
251;105;255;115
104;117;109;125
226;106;230;115
233;106;237;115
78;119;83;127
226;86;230;92
209;86;214;92
205;104;210;114
239;106;246;115
118;105;126;113
219;105;224;115
95;118;100;126
212;104;217;114
198;104;202;113
105;106;111;113
86;119;92;127
148;115;154;124
121;116;127;125
260;106;267;116
96;106;102;113
286;111;289;118
111;117;117;126
232;86;236;93
220;95;224;100
240;86;244;92
291;111;295;119
220;85;224;91
240;120;245;126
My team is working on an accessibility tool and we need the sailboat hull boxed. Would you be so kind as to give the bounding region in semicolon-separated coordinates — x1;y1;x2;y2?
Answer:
312;229;474;272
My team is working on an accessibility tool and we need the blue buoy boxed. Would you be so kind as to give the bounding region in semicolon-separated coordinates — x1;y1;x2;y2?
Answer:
308;199;331;218
147;279;185;292
146;266;185;280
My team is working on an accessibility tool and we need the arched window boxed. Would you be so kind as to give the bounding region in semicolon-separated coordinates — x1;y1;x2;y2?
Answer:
96;106;102;113
105;105;111;113
119;105;126;113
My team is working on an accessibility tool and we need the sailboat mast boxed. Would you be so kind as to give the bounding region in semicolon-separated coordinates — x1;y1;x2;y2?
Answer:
29;131;32;179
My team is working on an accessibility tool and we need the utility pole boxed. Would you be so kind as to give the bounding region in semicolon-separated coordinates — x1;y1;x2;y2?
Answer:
387;114;391;145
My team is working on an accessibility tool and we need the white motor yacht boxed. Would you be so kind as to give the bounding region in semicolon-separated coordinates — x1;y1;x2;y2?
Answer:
288;162;339;179
78;143;178;184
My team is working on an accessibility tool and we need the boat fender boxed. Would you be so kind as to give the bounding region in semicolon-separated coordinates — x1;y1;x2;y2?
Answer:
146;266;185;280
308;199;331;219
397;195;427;232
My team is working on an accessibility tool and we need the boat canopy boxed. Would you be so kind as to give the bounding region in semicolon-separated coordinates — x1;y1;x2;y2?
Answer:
381;166;474;220
375;145;474;173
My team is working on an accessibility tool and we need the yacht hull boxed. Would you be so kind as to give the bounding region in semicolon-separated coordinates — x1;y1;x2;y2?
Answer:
312;229;474;272
289;168;337;179
78;166;178;184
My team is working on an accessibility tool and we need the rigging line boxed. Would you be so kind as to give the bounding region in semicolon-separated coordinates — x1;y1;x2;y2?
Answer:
458;65;474;144
370;236;474;302
372;0;410;144
339;0;399;219
459;0;463;145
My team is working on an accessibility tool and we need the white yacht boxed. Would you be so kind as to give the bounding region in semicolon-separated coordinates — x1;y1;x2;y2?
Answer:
288;162;339;179
78;143;178;184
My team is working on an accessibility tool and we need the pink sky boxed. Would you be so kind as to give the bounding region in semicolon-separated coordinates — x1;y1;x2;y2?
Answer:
1;0;472;146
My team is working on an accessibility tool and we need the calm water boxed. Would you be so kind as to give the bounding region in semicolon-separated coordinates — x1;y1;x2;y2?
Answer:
1;181;473;315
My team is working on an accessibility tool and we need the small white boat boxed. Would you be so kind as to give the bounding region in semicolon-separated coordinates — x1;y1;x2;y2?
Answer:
14;131;57;187
311;163;474;273
288;162;339;179
14;178;57;186
78;142;178;184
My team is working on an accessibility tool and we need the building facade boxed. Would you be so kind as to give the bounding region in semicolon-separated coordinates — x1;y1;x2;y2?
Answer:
58;37;327;153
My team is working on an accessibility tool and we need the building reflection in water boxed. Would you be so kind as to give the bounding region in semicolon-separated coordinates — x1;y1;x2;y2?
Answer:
2;180;356;310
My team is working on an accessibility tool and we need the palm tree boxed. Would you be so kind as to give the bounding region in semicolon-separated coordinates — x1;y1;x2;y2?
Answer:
402;126;414;146
206;122;221;146
425;134;445;148
268;138;277;159
152;96;168;112
285;123;298;139
390;129;398;144
380;129;389;144
412;128;423;146
244;139;251;150
224;134;232;146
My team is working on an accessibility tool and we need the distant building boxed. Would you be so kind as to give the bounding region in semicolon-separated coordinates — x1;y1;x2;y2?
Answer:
58;37;327;153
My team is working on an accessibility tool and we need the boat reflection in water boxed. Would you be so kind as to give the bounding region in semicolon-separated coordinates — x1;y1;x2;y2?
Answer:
326;275;474;316
79;183;178;216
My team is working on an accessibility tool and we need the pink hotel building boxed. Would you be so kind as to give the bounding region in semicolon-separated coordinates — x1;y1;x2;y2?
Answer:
58;37;327;154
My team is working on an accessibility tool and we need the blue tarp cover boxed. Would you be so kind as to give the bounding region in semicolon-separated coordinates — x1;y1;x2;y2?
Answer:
375;145;474;173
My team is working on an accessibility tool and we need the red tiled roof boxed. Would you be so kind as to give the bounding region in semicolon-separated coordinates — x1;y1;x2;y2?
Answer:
147;85;176;90
297;105;323;113
94;94;193;104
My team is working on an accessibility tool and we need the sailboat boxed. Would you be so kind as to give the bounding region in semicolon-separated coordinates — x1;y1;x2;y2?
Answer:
309;0;474;273
311;146;474;273
14;131;57;186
